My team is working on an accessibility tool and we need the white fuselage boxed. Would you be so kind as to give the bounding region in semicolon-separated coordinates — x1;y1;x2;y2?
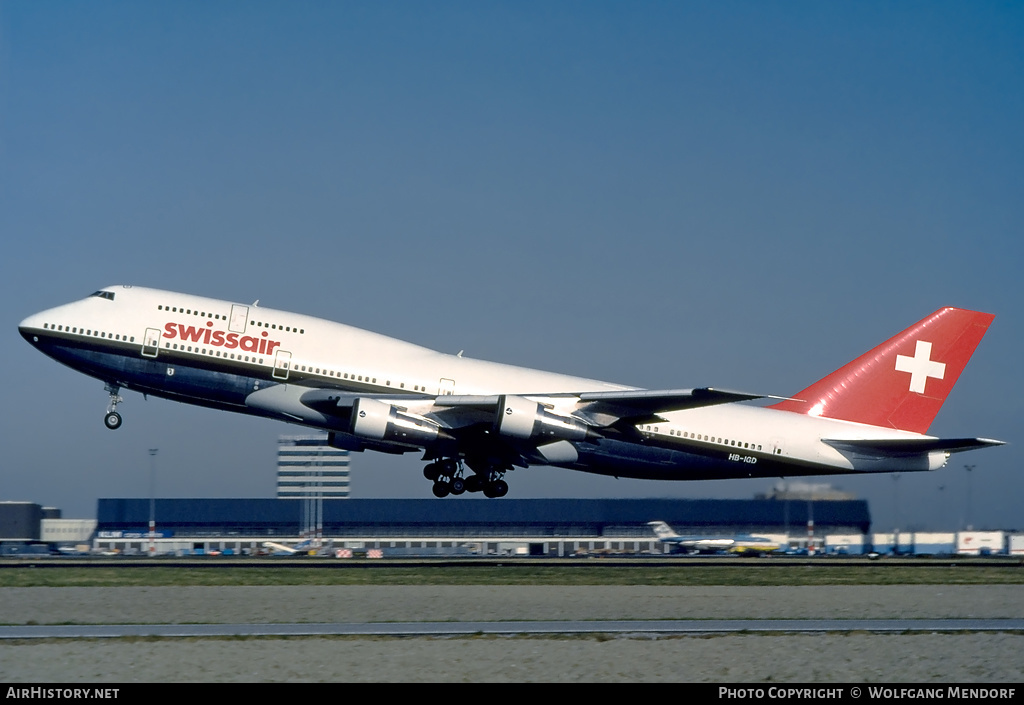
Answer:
19;286;949;483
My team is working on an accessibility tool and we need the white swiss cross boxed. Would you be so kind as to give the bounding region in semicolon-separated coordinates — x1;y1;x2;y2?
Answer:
894;340;946;394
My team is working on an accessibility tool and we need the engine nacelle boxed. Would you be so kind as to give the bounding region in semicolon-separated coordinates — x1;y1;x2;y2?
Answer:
350;397;440;447
495;394;590;442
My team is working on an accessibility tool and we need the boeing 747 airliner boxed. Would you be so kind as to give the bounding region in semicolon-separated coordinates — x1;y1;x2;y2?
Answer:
19;286;1002;498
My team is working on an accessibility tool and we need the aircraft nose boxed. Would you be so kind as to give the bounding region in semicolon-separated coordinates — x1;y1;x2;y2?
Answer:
19;311;48;342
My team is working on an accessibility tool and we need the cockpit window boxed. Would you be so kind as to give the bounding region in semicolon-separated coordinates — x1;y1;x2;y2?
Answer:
90;291;115;301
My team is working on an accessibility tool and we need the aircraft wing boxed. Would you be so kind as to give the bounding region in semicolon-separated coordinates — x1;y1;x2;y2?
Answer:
571;388;782;426
432;387;782;427
673;537;737;548
263;386;773;426
246;384;779;461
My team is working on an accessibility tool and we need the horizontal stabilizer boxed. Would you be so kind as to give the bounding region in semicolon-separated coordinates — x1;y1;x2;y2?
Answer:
823;437;1005;457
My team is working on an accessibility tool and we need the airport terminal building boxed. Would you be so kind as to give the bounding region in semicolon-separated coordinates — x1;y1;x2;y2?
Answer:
93;497;871;556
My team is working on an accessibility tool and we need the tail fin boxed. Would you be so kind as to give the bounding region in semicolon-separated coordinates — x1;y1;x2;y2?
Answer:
647;521;676;539
770;307;994;434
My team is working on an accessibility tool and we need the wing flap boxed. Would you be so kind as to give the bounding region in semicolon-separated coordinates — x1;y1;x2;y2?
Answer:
576;387;785;426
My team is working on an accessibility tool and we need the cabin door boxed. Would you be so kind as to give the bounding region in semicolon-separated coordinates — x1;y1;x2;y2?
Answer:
141;327;161;358
229;305;249;333
273;350;292;380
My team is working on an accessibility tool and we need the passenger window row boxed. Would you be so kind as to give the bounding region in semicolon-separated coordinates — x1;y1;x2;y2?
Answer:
290;364;427;392
163;341;264;365
156;304;307;334
42;323;135;343
643;424;763;452
158;304;224;320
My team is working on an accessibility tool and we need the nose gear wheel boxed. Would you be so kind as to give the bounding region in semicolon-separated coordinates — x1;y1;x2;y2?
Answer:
104;383;123;431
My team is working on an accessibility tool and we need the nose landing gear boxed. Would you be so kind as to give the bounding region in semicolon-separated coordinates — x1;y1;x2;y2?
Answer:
104;384;123;430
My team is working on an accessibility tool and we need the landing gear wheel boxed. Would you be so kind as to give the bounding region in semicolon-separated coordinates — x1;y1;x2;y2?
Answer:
465;474;483;493
423;462;441;481
449;477;466;495
103;383;124;430
484;479;509;498
104;411;122;430
431;480;451;498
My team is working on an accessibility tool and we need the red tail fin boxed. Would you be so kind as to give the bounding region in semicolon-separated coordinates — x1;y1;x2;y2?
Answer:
770;308;995;433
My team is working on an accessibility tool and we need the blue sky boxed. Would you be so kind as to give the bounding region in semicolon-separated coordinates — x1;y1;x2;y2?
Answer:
2;2;1021;531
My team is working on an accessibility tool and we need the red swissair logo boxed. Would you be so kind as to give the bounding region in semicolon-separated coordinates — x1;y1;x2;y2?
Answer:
163;321;282;356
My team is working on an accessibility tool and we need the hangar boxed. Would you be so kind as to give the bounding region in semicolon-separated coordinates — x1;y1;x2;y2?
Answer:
93;497;870;556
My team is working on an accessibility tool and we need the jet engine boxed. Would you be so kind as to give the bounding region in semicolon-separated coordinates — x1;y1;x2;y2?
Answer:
494;394;591;442
350;397;441;446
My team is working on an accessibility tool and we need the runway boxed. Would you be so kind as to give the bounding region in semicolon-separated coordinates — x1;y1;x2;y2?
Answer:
3;618;1024;639
3;584;1023;681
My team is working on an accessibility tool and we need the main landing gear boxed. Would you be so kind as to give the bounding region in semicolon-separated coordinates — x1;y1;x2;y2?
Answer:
423;458;510;498
104;383;123;430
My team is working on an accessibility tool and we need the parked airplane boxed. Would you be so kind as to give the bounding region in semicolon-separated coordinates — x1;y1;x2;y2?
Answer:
647;521;781;555
19;286;1003;498
262;539;315;555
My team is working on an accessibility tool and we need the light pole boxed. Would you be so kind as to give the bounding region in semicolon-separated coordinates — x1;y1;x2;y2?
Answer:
937;484;946;531
892;473;900;554
806;496;814;555
964;464;975;531
781;481;790;549
149;449;158;555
